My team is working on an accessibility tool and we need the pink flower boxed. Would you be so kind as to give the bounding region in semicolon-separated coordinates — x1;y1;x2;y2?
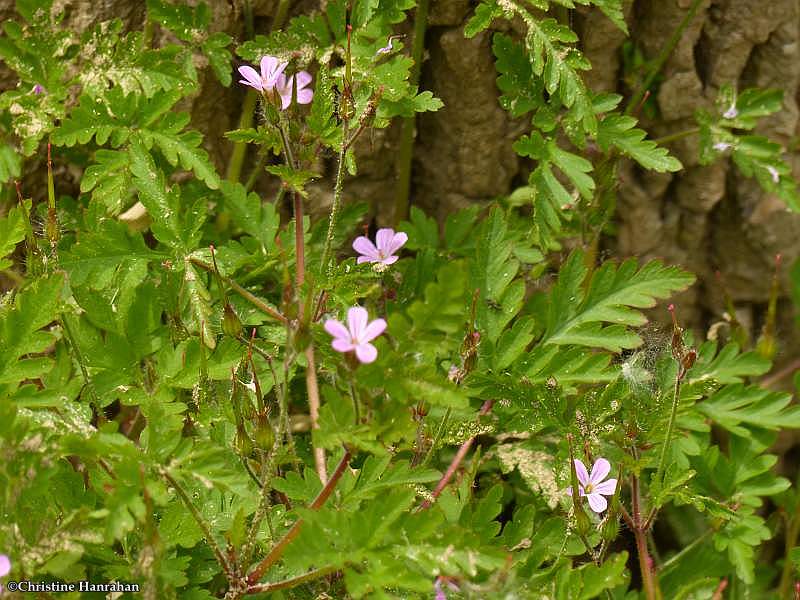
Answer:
353;228;408;266
238;56;287;92
0;554;10;593
274;71;314;110
566;458;617;513
324;306;386;364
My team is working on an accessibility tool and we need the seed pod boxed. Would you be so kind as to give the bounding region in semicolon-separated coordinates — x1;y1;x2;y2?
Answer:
254;412;274;452
235;424;254;457
222;303;243;338
601;516;620;543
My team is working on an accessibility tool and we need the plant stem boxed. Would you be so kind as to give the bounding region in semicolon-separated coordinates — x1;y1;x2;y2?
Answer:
419;400;493;510
226;91;259;183
632;473;658;600
162;468;233;580
653;127;700;146
420;407;451;467
391;0;430;225
247;449;352;584
319;119;350;277
271;0;292;31
246;565;338;595
307;345;327;482
654;373;683;497
625;0;704;115
780;498;800;596
189;258;287;324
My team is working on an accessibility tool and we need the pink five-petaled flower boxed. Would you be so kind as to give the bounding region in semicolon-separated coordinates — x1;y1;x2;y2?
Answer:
324;306;387;364
238;55;288;92
274;71;314;110
353;228;408;266
0;554;10;593
567;458;617;513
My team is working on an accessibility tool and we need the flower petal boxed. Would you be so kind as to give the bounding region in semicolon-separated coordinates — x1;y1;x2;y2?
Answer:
593;478;617;496
381;255;399;265
296;87;314;105
357;255;375;264
295;70;313;89
275;74;292;109
0;555;9;577
238;66;262;90
324;319;349;340
332;338;356;353
387;231;408;255
361;318;387;343
589;458;611;485
355;342;378;363
587;492;608;513
375;228;395;252
574;459;590;487
347;306;369;340
260;56;287;87
353;236;379;259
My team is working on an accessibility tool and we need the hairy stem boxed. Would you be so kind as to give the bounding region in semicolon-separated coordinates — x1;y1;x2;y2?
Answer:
419;400;493;510
247;449;352;584
420;407;451;468
319;119;350;277
625;0;704;115
654;373;683;497
246;565;338;595
391;0;430;225
162;468;233;579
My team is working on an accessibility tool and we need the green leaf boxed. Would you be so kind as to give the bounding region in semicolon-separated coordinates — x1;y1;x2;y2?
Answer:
697;384;800;436
0;204;26;270
0;273;64;385
543;251;695;351
597;113;682;172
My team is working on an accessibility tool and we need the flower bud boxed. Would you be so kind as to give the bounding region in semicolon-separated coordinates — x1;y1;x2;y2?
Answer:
222;303;243;338
574;504;592;537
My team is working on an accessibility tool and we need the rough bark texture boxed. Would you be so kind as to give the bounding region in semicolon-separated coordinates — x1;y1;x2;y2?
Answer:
5;0;800;364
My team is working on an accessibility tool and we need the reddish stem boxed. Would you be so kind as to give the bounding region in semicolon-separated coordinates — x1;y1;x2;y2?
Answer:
246;449;351;584
419;400;493;510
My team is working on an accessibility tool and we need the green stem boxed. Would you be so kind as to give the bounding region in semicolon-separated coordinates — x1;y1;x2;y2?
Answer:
162;468;233;579
632;473;658;600
780;499;800;597
348;377;360;425
625;0;704;115
654;373;683;497
189;258;287;324
653;128;700;146
391;0;430;225
319;119;350;276
420;407;451;468
244;151;268;192
271;0;292;31
226;91;259;183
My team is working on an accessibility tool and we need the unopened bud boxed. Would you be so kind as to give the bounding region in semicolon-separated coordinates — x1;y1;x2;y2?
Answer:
574;504;592;537
601;516;619;543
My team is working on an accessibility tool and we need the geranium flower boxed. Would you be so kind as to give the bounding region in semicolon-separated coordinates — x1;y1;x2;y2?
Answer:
274;71;314;110
767;165;780;183
723;102;738;120
324;306;387;364
566;457;617;513
353;228;408;266
238;55;287;92
0;554;10;593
